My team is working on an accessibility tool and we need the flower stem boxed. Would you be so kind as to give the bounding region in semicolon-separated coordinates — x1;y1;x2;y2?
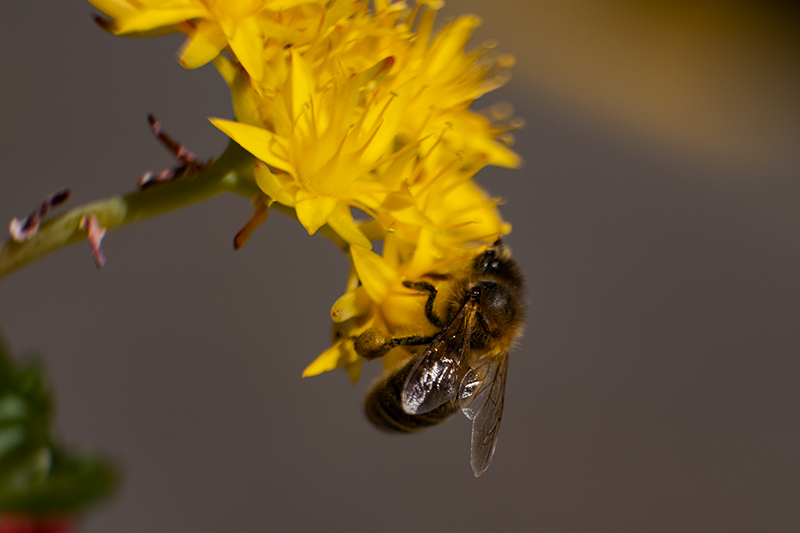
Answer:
0;141;259;280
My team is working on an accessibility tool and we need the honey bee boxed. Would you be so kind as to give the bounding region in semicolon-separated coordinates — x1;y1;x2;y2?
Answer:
355;241;524;476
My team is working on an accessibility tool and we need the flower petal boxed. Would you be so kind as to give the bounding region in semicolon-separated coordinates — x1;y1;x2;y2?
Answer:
115;7;208;34
209;119;295;176
295;194;338;235
290;49;315;124
179;20;228;69
327;204;372;249
225;16;265;81
265;0;323;11
213;56;262;126
345;358;363;382
87;0;138;21
330;286;372;323
350;245;397;303
254;164;297;205
302;340;359;377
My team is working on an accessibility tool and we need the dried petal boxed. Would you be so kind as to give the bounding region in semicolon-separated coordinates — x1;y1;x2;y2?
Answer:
8;188;70;243
79;215;107;269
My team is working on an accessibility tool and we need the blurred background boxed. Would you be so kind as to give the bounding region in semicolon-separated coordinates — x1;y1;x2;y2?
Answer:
1;0;799;531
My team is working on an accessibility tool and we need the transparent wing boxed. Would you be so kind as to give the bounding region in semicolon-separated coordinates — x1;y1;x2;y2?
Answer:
460;352;510;477
401;301;478;415
459;356;498;421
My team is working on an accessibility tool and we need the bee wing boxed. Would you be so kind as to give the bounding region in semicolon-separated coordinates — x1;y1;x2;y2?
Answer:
401;302;477;415
458;351;510;477
458;354;496;420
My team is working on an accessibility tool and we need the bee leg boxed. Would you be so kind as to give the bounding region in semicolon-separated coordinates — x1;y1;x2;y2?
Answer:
354;329;434;360
402;280;443;328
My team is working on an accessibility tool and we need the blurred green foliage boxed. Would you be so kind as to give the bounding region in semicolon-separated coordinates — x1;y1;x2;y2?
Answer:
0;332;115;515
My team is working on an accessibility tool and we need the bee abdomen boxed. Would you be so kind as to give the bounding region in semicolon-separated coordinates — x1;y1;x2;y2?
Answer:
365;356;458;433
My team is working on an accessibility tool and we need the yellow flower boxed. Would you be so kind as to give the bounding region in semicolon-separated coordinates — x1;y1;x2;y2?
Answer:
210;2;520;378
90;0;522;380
302;160;510;379
211;52;407;248
390;11;521;168
88;0;326;78
369;140;512;272
210;2;518;249
303;236;443;380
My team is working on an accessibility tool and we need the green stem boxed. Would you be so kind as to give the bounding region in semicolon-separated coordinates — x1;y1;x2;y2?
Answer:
0;141;259;280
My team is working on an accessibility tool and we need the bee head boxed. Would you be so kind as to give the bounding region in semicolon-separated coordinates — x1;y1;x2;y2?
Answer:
472;246;514;281
466;241;524;341
471;281;518;339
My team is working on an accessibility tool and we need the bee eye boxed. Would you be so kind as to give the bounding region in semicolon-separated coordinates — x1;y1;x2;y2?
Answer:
474;250;497;273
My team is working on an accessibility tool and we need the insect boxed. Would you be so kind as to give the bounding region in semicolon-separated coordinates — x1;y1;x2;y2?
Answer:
354;241;525;476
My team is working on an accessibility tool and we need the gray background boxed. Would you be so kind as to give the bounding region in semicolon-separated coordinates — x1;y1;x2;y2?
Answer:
1;1;799;531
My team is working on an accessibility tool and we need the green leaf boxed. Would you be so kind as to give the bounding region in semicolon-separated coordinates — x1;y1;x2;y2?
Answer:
0;449;116;514
0;330;118;514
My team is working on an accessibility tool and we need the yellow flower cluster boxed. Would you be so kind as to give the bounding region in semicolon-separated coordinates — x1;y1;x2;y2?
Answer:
89;0;521;380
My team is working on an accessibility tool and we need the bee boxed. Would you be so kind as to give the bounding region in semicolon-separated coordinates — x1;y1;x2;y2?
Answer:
354;241;524;476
